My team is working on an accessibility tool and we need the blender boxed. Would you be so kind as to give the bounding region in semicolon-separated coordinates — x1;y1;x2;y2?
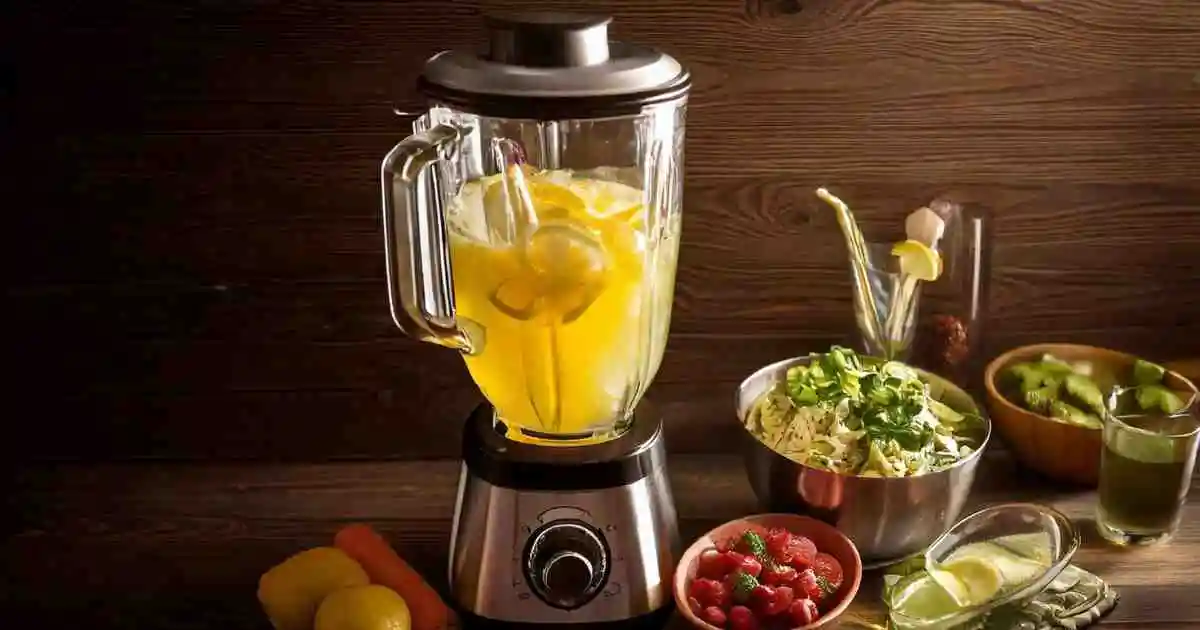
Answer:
379;12;690;628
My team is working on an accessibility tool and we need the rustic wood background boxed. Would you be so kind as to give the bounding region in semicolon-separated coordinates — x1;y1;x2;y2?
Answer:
7;0;1200;462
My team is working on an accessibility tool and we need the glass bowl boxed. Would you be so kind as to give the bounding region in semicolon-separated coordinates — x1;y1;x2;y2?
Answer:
886;502;1081;629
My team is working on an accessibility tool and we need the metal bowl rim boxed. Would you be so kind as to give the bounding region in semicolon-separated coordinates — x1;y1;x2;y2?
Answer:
735;355;993;481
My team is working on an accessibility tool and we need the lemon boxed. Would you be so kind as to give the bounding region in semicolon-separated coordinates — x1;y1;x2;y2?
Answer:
891;239;942;282
257;547;370;630
314;584;412;630
927;556;1004;607
889;571;962;621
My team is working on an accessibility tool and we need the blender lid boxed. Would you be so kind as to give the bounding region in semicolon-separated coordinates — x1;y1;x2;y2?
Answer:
418;12;691;116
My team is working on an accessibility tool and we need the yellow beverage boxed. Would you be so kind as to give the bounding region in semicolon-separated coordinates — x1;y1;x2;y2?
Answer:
446;166;678;441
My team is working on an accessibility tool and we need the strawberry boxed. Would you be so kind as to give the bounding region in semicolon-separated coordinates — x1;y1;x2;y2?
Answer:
812;552;844;593
697;548;726;580
787;535;818;570
764;529;816;569
794;568;822;602
788;598;819;626
770;585;796;616
763;528;791;561
719;550;747;576
760;563;798;587
690;577;732;609
738;554;763;578
748;584;776;618
701;605;728;628
728;605;758;630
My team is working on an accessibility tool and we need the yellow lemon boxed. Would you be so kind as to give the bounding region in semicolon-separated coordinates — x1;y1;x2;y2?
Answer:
257;547;370;630
927;556;1004;607
314;585;412;630
891;239;942;282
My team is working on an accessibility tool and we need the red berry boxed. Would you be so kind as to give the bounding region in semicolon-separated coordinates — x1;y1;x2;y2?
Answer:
728;605;758;630
719;550;746;576
770;586;796;616
789;598;820;626
748;584;775;617
812;552;844;591
701;605;728;628
760;563;798;586
690;578;731;609
787;536;818;570
739;554;763;578
795;569;822;601
697;548;726;579
764;528;790;560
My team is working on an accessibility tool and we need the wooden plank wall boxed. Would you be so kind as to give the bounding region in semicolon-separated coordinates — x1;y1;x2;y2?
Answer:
6;0;1199;461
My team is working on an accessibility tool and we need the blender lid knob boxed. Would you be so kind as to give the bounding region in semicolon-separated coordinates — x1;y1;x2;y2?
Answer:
485;12;612;68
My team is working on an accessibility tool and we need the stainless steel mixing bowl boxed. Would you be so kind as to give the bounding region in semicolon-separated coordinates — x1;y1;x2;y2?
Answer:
736;356;992;565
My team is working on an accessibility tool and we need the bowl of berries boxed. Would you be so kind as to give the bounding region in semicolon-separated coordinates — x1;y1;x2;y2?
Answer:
674;513;862;630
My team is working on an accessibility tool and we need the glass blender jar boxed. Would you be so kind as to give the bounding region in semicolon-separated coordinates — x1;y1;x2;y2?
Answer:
381;12;690;628
382;13;688;444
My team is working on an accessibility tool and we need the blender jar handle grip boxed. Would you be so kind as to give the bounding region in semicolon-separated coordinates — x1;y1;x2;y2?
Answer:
380;124;472;351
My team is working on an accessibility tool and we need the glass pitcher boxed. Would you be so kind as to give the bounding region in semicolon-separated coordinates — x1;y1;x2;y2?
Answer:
381;13;691;444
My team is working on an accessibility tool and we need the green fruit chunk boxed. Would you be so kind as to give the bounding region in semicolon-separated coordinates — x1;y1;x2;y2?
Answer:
1136;385;1187;414
1133;359;1167;386
1063;373;1106;416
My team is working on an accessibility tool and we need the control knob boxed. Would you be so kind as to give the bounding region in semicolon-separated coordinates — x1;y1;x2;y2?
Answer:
523;519;609;609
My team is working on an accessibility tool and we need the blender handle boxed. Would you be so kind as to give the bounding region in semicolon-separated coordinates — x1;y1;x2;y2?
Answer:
380;124;472;352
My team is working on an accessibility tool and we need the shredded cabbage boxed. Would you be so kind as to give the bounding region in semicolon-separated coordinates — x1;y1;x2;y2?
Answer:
744;347;983;477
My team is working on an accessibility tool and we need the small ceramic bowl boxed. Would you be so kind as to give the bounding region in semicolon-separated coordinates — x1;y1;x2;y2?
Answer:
984;343;1199;486
673;513;863;630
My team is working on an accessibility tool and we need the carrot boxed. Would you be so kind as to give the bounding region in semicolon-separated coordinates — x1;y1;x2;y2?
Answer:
334;523;451;630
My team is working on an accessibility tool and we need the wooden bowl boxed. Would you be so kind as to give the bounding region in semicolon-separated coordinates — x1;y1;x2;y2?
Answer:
673;513;862;630
984;343;1199;486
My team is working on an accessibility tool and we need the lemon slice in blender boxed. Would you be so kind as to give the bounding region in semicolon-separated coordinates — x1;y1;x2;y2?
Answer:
927;556;1004;608
527;220;608;322
892;239;943;281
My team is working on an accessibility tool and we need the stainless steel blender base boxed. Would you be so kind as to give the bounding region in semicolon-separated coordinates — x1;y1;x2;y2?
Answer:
448;404;680;626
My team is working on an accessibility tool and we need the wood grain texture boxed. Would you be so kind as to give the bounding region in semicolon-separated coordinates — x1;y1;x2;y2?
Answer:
7;454;1200;627
6;0;1200;459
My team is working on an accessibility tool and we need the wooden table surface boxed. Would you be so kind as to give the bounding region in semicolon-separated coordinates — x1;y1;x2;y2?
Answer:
5;451;1200;629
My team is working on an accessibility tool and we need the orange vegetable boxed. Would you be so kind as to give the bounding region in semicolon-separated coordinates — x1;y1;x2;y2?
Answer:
334;524;451;630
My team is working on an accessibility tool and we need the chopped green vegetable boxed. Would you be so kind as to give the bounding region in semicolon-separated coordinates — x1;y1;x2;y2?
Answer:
730;571;759;604
1022;385;1058;414
1003;352;1192;428
1063;373;1106;416
1136;384;1187;414
1049;400;1101;429
743;346;983;477
929;399;964;424
1133;359;1167;386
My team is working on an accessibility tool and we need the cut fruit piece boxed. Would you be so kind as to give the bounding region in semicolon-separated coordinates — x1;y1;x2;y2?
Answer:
891;239;942;282
1133;359;1168;386
889;570;962;621
927;556;1004;607
526;180;588;218
488;276;542;321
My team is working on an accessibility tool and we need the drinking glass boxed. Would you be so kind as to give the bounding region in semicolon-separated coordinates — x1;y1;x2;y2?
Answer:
911;199;993;395
1097;389;1200;546
850;242;920;361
